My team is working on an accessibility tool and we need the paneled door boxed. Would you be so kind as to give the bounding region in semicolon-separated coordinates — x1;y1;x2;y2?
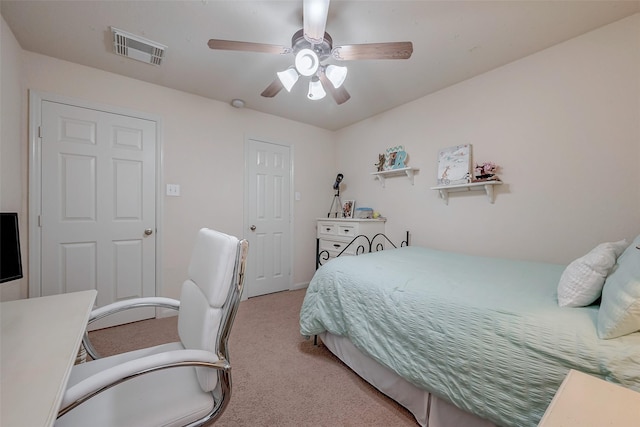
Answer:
39;100;157;328
245;138;292;297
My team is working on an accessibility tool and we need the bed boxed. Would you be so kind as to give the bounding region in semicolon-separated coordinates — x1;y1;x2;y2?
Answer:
300;236;640;427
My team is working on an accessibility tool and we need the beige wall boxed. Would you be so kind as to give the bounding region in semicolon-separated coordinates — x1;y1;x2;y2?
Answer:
2;13;639;302
0;16;27;300
1;14;336;301
335;14;640;264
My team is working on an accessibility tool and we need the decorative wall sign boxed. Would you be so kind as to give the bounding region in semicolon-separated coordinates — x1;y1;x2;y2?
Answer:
437;144;472;185
384;145;408;170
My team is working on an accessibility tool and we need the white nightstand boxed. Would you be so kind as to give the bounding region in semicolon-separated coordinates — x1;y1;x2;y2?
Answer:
316;218;386;267
538;369;640;426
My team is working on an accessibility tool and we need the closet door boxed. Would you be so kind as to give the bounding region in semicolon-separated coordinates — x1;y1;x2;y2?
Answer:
245;138;292;297
39;100;157;328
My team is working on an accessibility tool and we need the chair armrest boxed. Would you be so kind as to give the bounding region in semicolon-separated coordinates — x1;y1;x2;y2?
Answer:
59;349;229;416
89;297;180;324
83;297;180;360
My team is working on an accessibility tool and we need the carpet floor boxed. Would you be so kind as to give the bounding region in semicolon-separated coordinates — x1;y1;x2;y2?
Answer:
88;288;418;426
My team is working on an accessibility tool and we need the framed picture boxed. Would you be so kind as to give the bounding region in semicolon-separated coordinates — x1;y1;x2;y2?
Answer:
437;144;472;185
342;200;355;218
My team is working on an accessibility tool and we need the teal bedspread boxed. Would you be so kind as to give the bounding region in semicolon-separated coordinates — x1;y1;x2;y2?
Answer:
299;246;640;427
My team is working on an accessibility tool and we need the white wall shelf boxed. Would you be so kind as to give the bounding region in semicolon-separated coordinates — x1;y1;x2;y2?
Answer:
431;181;502;205
371;167;419;187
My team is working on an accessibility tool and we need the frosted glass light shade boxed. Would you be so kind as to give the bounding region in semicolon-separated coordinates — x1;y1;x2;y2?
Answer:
277;68;299;92
307;77;326;100
325;65;348;88
295;49;320;77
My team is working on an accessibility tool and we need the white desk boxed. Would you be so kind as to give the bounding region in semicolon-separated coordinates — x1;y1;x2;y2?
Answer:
1;290;97;427
539;369;640;426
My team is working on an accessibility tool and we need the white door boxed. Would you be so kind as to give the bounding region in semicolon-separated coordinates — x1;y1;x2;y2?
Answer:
245;139;292;298
39;100;157;328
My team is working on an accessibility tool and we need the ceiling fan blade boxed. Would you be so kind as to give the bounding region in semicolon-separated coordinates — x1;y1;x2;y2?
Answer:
261;78;285;98
319;71;351;105
332;42;413;61
303;0;330;44
208;39;291;55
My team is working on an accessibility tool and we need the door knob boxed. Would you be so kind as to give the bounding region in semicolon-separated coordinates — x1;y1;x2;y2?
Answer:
250;225;256;231
144;228;153;236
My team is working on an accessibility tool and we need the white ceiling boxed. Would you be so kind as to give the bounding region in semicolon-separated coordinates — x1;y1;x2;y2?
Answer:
2;1;638;131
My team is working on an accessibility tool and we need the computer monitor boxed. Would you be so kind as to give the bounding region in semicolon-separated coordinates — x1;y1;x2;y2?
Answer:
1;212;23;283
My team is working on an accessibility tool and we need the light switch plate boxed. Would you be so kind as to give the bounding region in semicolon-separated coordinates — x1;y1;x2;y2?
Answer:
166;184;181;196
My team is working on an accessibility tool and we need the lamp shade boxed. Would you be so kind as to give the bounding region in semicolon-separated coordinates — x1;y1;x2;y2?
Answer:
277;68;299;92
295;48;320;77
325;65;348;88
307;77;326;100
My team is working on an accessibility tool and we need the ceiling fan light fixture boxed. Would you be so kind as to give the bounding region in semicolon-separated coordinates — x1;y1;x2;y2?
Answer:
307;76;326;100
303;0;330;44
325;64;348;88
277;67;299;92
295;48;320;76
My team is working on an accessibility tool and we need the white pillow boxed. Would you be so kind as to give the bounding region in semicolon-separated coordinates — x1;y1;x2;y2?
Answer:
557;240;628;308
597;235;640;339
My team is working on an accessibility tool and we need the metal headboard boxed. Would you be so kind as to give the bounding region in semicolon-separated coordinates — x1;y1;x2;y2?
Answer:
316;231;410;269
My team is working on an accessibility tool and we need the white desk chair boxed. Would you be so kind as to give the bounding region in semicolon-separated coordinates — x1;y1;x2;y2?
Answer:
56;228;248;427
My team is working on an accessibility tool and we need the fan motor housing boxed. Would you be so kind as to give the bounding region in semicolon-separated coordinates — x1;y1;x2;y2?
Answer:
292;29;332;61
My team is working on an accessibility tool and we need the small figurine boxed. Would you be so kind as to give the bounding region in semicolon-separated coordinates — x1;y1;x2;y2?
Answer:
375;153;385;172
473;162;500;181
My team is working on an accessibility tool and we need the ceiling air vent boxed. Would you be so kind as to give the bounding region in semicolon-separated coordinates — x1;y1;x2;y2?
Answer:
111;27;166;66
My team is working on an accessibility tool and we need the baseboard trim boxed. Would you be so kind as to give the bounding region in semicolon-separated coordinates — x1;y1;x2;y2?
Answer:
290;282;309;291
156;307;179;319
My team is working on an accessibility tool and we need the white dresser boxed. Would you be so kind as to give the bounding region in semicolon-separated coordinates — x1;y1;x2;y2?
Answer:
316;218;386;267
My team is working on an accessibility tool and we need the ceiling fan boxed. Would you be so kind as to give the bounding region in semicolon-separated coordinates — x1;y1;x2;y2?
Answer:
207;0;413;105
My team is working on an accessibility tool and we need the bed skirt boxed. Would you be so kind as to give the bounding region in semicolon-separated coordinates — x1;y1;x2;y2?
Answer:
319;332;497;427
